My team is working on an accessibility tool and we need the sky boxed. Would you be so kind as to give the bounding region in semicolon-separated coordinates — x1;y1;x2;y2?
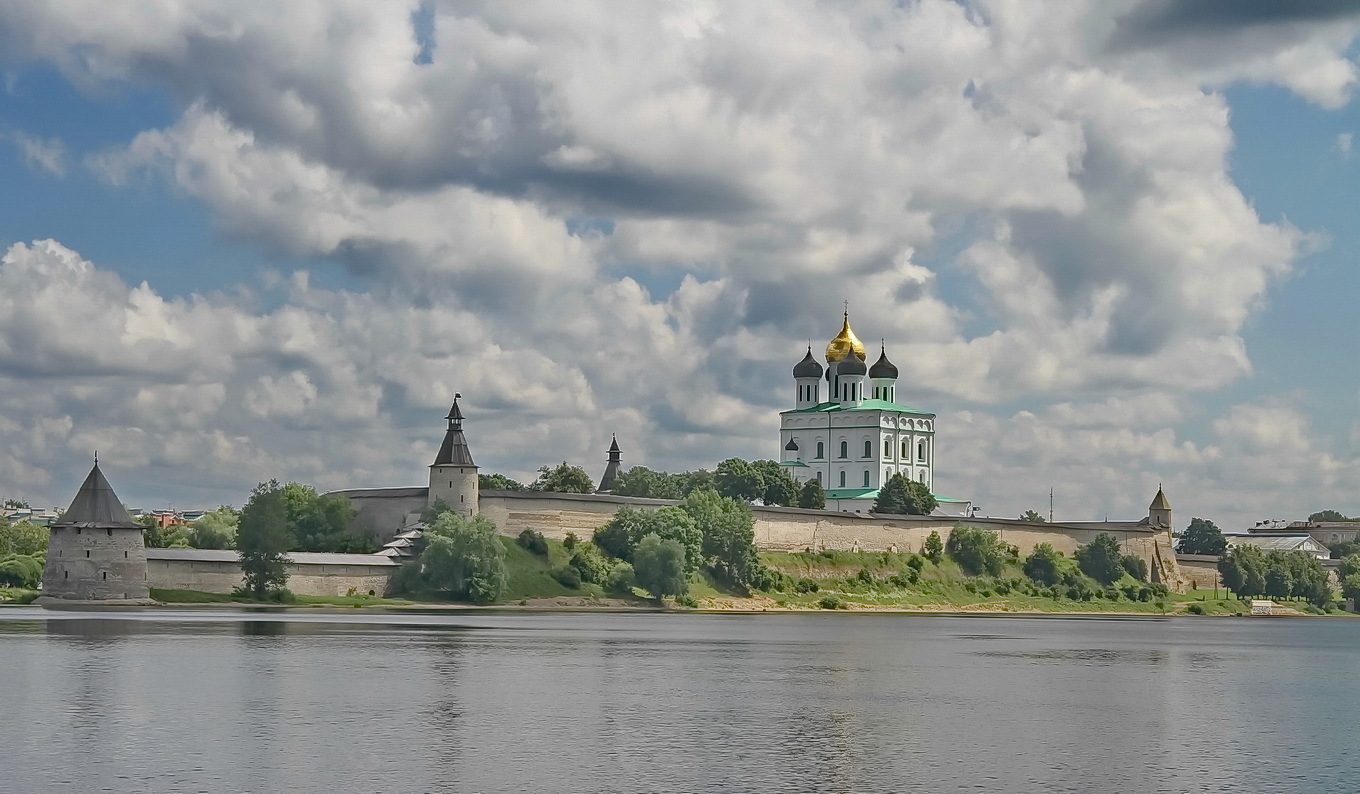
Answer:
1;0;1358;529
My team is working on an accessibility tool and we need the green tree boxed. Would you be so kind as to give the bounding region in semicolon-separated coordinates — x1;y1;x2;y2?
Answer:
1342;571;1360;605
1218;544;1266;597
590;505;702;574
191;507;238;550
798;479;826;509
905;480;938;515
760;466;799;507
632;533;688;600
1075;534;1124;585
678;469;716;496
946;526;1008;576
1263;552;1296;600
1176;517;1228;556
416;512;509;604
237;481;293;599
533;462;595;494
1023;543;1063;586
479;473;526;491
1120;554;1149;582
611;466;681;499
1019;509;1046;523
872;474;914;515
1309;510;1351;522
715;458;763;502
923;530;943;563
421;498;453;525
0;554;43;588
593;507;645;560
681;488;757;586
0;520;48;556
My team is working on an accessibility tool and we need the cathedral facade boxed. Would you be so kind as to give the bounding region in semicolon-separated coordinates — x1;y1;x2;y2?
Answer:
780;313;965;515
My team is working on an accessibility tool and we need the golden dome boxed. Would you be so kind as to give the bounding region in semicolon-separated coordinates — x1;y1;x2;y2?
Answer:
825;312;866;363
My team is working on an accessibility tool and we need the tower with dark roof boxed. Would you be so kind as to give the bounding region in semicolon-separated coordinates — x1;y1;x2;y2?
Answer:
428;394;479;515
40;458;153;604
597;435;623;492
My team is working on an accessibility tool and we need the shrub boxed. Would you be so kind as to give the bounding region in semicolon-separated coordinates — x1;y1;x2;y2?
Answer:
794;577;820;593
1186;602;1205;615
1120;554;1149;582
563;532;579;552
906;554;925;572
570;546;611;584
855;567;873;584
888;571;918;588
818;595;846;610
1075;534;1125;585
411;513;510;604
1022;543;1063;586
605;562;636;595
923;531;944;563
749;566;789;592
0;554;43;588
674;594;699;608
632;533;688;599
554;566;582;588
517;528;549;556
946;526;1008;576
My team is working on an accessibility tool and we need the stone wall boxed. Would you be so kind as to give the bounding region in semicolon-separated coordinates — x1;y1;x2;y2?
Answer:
43;524;150;601
1176;555;1224;591
329;486;427;544
146;549;397;597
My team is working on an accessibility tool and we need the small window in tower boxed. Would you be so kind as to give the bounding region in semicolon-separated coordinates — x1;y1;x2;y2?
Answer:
839;441;848;458
839;471;846;487
86;550;90;558
64;571;69;579
125;551;128;558
919;440;927;462
864;440;871;458
460;495;465;502
107;528;113;536
77;528;82;535
103;571;107;580
816;442;824;459
863;471;870;487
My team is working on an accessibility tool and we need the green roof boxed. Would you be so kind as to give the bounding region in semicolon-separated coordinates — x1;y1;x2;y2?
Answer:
779;460;810;468
782;399;934;417
825;488;879;500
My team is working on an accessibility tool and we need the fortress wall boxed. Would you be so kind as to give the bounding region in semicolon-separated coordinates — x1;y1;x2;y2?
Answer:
1177;555;1224;590
148;556;396;597
329;487;427;543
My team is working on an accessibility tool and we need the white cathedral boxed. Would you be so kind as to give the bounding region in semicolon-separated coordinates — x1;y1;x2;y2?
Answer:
780;312;970;515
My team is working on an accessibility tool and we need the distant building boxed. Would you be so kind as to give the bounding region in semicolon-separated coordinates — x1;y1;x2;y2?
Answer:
1250;520;1360;549
1224;533;1330;560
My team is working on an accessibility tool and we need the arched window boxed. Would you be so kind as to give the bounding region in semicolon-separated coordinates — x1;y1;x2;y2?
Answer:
918;440;927;461
839;470;846;487
816;441;824;459
839;441;848;459
902;441;908;458
863;471;870;487
816;471;823;483
883;436;892;458
864;440;872;458
885;467;891;482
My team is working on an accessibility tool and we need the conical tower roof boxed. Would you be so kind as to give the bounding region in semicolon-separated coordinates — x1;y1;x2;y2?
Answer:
869;343;898;379
432;395;477;467
598;434;622;492
1149;487;1170;511
59;461;140;528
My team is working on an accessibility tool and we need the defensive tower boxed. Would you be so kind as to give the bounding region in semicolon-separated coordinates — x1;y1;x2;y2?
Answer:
597;435;622;492
40;458;153;603
428;394;479;515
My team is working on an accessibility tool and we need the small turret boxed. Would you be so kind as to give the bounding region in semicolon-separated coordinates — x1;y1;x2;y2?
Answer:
1148;486;1171;529
428;394;479;515
836;347;867;407
869;342;898;403
598;435;622;492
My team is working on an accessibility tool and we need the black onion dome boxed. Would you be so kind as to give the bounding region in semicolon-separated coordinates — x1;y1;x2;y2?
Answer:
793;347;824;379
869;347;898;379
837;349;867;376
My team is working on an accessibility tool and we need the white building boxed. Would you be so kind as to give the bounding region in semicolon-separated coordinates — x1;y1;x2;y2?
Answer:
779;312;969;515
1224;533;1330;561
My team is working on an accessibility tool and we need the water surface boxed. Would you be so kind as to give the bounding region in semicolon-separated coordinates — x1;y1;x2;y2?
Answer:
1;608;1355;793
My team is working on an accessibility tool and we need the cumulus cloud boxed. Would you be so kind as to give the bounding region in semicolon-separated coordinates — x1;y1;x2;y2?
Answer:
0;2;1355;525
5;130;67;176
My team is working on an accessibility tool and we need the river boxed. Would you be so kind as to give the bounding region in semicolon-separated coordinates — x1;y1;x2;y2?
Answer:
1;607;1356;793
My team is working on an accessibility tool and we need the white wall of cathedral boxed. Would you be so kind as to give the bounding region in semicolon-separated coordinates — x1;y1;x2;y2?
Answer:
794;377;821;409
780;410;935;493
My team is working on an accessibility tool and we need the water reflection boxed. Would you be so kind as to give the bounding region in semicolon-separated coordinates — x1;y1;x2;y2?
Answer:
0;611;1356;792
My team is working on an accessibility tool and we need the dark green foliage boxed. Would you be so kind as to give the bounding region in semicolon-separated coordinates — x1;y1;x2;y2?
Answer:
906;554;925;572
516;528;549;556
875;474;938;516
1186;602;1205;615
748;565;790;591
1075;533;1124;585
946;526;1008;576
532;462;595;494
888;570;918;588
190;507;238;550
0;554;42;588
1177;517;1227;556
479;473;526;491
563;532;579;552
681;488;758;586
715;458;763;502
1341;555;1360;580
632;533;688;599
281;483;367;553
1019;509;1046;523
238;480;293;600
1218;545;1266;596
1023;542;1063;586
415;513;509;604
569;545;611;584
923;530;943;562
0;521;48;556
605;562;636;595
817;595;846;609
591;505;703;574
1309;510;1351;522
798;479;826;509
680;469;716;496
554;566;582;588
421;499;453;525
1327;538;1360;559
762;469;799;507
1120;554;1149;582
855;567;873;584
795;577;819;593
611;466;681;499
674;594;700;608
